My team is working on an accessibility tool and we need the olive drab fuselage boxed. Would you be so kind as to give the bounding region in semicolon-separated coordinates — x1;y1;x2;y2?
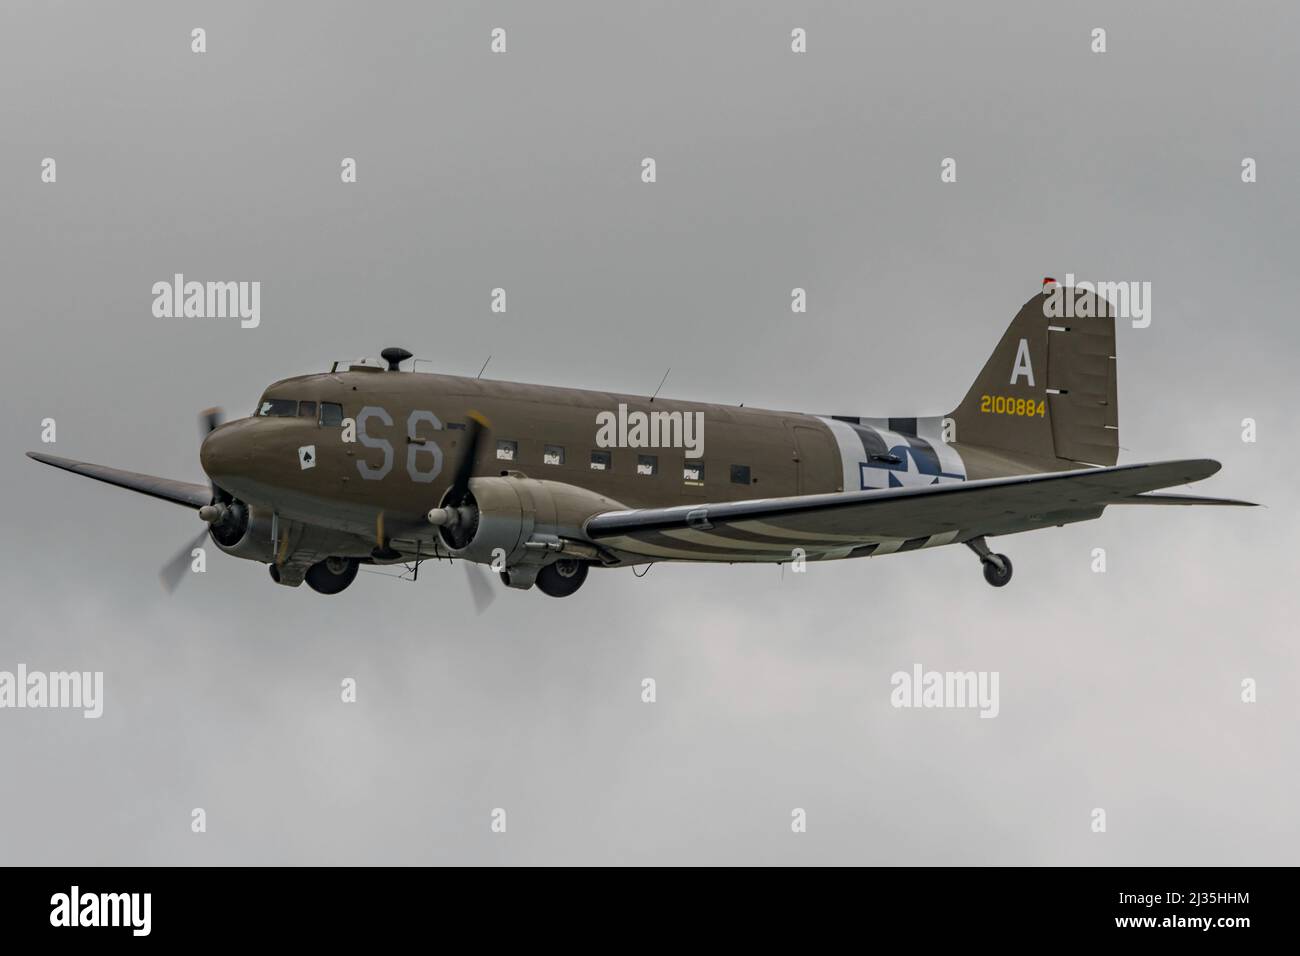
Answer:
200;364;1056;566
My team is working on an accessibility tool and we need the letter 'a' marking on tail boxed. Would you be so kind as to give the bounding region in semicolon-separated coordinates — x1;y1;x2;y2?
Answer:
1010;338;1035;385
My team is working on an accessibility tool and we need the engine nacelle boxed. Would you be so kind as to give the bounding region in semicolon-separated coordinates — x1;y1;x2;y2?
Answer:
435;475;623;567
207;500;278;563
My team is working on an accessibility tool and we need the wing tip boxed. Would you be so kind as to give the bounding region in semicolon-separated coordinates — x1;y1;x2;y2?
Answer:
1117;492;1260;507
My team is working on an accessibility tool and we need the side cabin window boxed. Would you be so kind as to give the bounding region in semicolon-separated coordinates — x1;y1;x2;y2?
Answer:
590;450;611;471
683;461;704;486
496;440;518;462
257;399;297;417
637;454;658;476
543;445;565;466
730;464;751;485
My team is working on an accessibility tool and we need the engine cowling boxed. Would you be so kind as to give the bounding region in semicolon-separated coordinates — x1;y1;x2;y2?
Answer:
207;500;278;563
434;475;623;567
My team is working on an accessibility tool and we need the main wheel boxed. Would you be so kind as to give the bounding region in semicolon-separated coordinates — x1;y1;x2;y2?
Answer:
535;558;589;597
982;554;1012;588
305;556;359;594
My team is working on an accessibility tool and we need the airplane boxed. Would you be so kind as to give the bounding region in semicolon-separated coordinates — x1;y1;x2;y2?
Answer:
28;283;1254;604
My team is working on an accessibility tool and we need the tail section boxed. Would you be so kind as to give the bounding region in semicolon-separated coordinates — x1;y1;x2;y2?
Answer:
949;283;1118;467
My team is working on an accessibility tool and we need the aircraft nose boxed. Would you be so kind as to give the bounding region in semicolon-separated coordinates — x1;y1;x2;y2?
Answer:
200;421;253;486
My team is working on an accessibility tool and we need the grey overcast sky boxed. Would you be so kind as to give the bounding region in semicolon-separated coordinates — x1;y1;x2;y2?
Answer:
1;0;1297;864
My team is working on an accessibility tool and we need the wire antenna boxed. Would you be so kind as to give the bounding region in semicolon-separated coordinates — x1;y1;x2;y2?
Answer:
650;367;671;402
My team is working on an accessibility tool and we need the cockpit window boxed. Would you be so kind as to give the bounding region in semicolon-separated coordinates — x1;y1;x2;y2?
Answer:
257;399;298;417
298;401;318;419
319;402;344;426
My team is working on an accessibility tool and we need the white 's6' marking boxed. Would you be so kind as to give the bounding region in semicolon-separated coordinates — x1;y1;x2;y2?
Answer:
356;407;444;483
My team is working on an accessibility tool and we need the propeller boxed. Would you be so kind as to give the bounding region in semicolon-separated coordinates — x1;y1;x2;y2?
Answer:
200;407;224;438
425;410;498;612
160;530;212;594
198;407;226;502
427;410;490;549
464;562;497;614
447;411;489;506
158;407;225;592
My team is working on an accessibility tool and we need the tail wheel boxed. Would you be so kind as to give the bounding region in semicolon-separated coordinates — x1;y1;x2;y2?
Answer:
982;554;1013;588
305;556;359;595
536;558;589;597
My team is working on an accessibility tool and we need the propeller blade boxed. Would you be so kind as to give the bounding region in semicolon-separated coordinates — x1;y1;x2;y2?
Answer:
464;562;497;614
156;409;225;591
198;407;226;501
446;411;490;506
199;407;224;437
159;529;211;593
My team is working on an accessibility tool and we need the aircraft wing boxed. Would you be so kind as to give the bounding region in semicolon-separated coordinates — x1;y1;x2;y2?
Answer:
26;452;211;509
584;459;1255;562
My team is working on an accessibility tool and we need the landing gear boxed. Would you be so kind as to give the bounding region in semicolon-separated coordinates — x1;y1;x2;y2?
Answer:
982;555;1013;587
535;558;589;597
305;556;359;595
966;537;1013;588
